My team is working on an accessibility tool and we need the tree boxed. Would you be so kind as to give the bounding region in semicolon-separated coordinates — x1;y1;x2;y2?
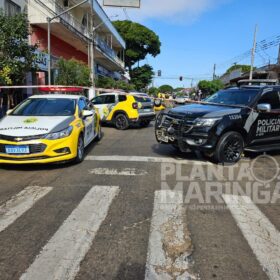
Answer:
148;87;159;97
113;20;161;71
55;58;92;86
130;64;154;91
226;64;251;74
0;11;37;85
158;84;173;93
95;76;116;89
198;80;224;96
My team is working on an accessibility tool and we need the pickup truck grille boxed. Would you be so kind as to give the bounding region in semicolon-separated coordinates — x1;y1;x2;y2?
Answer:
160;115;195;134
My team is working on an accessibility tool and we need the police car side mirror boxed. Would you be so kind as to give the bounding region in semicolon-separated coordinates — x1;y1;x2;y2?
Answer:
82;110;93;118
257;103;271;113
6;109;13;115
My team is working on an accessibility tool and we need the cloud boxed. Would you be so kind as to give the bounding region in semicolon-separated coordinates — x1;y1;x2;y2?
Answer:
98;0;227;23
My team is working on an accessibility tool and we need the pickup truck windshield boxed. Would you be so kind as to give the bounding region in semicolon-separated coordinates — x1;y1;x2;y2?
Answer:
11;98;76;116
205;89;259;106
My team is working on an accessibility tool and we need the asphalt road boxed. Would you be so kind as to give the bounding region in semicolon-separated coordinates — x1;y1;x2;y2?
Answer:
0;122;279;280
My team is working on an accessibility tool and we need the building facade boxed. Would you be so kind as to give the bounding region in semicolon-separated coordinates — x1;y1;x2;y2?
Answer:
28;0;126;85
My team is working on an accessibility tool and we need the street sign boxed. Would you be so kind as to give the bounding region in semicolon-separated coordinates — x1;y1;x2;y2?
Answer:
103;0;140;8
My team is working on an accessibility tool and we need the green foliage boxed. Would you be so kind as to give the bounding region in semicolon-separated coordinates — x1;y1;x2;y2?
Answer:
0;11;37;85
174;87;184;92
113;20;161;70
95;76;134;91
148;87;159;97
55;58;92;86
226;64;251;74
198;80;224;96
130;64;154;91
158;84;173;93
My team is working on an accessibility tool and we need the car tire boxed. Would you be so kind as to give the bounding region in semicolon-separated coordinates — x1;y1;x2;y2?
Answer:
96;124;102;141
115;113;129;130
213;131;244;164
74;135;85;163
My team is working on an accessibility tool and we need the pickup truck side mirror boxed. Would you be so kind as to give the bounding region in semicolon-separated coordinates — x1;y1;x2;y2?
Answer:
257;103;271;113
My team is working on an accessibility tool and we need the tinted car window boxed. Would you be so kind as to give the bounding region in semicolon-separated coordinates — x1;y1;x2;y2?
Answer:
133;96;152;103
92;95;106;105
12;98;76;116
205;89;259;106
258;91;280;110
104;95;116;104
119;95;127;102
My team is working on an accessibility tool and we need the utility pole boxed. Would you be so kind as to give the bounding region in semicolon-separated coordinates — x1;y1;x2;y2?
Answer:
277;44;280;65
249;24;258;81
213;63;216;80
90;15;95;88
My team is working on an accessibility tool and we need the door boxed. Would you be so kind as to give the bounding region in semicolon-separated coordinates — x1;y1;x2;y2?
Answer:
92;94;116;121
78;98;95;146
249;90;280;146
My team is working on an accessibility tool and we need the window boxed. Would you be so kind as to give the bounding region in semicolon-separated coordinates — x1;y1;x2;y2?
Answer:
78;98;87;112
258;91;280;110
92;95;116;105
5;0;21;16
104;95;116;104
118;95;127;102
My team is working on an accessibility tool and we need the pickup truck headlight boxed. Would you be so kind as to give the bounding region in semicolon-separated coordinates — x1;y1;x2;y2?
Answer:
45;126;73;140
194;118;221;127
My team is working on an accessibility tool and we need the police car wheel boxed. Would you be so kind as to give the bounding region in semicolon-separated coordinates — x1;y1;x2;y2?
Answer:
115;114;129;130
214;131;244;164
96;125;102;141
75;135;85;163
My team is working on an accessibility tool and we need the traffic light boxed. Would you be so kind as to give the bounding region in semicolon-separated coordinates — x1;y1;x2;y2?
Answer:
158;70;162;77
179;76;183;81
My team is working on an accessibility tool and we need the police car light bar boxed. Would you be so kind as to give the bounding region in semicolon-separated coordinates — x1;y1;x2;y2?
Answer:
238;79;279;86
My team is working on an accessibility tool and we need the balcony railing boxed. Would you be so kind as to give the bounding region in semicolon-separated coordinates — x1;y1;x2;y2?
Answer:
95;35;124;68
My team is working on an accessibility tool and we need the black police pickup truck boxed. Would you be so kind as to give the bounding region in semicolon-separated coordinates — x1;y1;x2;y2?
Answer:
155;83;280;164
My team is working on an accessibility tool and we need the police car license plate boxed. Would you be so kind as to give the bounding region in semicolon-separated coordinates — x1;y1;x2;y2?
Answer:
157;129;169;143
5;145;30;154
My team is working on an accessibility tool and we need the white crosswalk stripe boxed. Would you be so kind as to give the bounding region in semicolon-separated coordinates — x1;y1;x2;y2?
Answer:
145;190;197;280
222;195;280;280
89;167;148;176
20;186;119;280
0;186;52;233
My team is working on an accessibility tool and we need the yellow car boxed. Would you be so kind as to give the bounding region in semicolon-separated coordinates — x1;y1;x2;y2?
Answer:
0;94;101;164
91;92;156;130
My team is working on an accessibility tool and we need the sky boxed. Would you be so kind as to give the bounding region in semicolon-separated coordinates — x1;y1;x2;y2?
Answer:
99;0;280;88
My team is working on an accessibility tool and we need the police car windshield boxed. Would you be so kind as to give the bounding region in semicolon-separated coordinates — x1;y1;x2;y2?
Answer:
11;98;76;116
205;89;259;107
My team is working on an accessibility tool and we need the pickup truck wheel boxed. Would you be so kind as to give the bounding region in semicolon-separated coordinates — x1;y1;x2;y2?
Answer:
214;131;244;164
115;113;129;130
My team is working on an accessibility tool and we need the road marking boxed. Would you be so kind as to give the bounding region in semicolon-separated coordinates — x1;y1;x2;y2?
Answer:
145;190;197;280
222;195;280;280
0;186;52;233
86;155;211;165
20;186;119;280
89;167;148;176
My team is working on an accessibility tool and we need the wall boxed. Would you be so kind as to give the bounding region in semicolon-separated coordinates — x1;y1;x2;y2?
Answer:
31;26;88;63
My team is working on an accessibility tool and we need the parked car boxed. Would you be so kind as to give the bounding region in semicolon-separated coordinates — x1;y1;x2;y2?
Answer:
92;92;155;130
155;84;280;163
0;94;101;164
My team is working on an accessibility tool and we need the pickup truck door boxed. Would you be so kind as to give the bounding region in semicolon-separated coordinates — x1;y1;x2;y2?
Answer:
249;90;280;146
